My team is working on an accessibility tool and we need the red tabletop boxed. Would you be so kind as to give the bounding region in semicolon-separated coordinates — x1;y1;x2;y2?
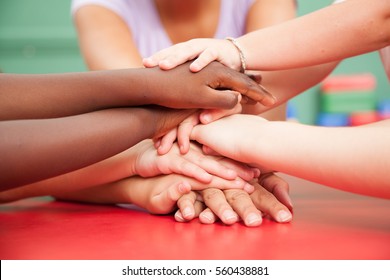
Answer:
1;175;389;260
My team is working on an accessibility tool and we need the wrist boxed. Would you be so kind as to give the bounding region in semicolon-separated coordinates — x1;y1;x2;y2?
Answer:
225;37;247;72
236;36;253;70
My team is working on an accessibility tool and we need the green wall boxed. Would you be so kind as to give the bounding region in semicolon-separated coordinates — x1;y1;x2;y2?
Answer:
294;0;389;124
0;0;388;124
0;0;85;73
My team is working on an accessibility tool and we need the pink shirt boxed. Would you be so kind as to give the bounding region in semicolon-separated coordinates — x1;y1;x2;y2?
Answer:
71;0;255;57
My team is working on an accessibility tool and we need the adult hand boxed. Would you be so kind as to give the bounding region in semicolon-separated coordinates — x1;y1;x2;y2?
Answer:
175;173;293;227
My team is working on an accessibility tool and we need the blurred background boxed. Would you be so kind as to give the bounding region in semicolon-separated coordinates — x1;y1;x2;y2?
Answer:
0;0;389;124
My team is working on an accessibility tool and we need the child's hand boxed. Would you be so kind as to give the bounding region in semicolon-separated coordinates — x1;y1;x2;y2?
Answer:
143;38;242;73
190;114;268;164
155;99;243;155
124;173;256;215
132;140;258;186
174;173;293;227
146;60;275;107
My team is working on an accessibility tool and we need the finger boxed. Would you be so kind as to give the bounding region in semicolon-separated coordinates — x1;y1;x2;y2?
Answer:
224;189;263;227
156;42;206;70
183;155;237;181
184;144;238;180
199;207;218;224
177;191;198;220
250;182;292;223
142;57;159;68
169;159;213;183
149;181;191;214
199;100;242;124
218;69;276;106
213;158;257;182
189;47;221;72
201;188;239;225
153;137;161;149
177;114;199;154
202;145;221;156
240;95;257;105
191;176;254;193
157;128;178;155
246;73;263;84
259;173;293;211
143;46;186;69
175;199;205;222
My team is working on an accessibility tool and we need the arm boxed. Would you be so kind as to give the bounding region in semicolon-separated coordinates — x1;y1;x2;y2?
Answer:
0;172;253;214
240;0;390;70
0;62;273;121
73;5;143;70
0;140;257;202
243;0;337;118
243;0;296;120
243;0;337;116
246;0;296;30
144;0;390;72
191;115;390;199
49;173;251;215
0;107;193;190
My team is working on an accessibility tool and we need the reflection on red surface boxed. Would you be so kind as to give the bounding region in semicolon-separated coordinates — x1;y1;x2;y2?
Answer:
1;175;389;260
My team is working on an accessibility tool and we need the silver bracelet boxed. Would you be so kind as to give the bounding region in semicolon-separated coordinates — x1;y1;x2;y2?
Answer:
225;37;247;73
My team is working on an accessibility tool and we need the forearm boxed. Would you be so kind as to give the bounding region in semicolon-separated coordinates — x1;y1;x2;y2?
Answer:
0;69;159;120
0;145;142;203
243;62;338;115
0;107;159;190
52;179;137;205
240;0;390;70
251;120;390;198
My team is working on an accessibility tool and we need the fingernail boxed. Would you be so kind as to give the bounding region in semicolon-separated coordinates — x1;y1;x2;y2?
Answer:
225;169;237;179
223;210;238;222
243;183;254;193
178;183;184;193
277;210;292;223
200;113;211;124
175;212;185;222
200;212;215;224
200;173;212;183
286;196;294;210
252;168;261;178
182;207;193;218
246;213;262;226
235;178;244;187
178;182;189;193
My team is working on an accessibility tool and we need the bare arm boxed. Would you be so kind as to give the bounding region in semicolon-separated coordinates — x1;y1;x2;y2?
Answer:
191;115;390;199
145;0;388;74
240;0;390;70
0;107;193;190
73;5;142;70
243;0;297;119
244;0;338;117
0;62;275;121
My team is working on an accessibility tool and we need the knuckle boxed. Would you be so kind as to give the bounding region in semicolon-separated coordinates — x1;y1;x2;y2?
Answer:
253;188;274;203
203;188;223;201
205;48;219;60
226;190;248;204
